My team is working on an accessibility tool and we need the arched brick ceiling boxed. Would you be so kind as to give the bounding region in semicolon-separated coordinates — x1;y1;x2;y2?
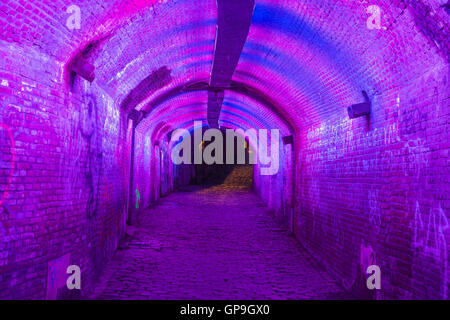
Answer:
1;0;448;134
136;89;290;145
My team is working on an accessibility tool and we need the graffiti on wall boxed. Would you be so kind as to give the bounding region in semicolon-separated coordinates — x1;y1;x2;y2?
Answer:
0;95;27;214
368;189;382;234
410;201;448;299
79;93;103;218
135;188;140;209
404;138;430;179
57;97;82;200
57;85;111;219
46;254;71;300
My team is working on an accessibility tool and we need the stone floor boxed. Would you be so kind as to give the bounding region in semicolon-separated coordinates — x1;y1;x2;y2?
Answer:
91;182;350;299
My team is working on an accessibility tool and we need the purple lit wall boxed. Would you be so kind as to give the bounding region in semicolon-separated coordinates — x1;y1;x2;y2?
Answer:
0;0;449;300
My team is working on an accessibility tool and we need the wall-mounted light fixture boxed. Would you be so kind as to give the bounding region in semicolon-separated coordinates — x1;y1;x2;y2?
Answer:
71;56;95;83
348;90;371;119
441;1;450;13
128;109;143;122
282;135;294;145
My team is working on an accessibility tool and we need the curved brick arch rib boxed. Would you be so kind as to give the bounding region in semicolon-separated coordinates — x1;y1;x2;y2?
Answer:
137;80;296;137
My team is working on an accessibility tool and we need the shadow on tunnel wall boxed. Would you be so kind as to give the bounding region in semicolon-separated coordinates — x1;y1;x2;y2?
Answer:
176;128;254;189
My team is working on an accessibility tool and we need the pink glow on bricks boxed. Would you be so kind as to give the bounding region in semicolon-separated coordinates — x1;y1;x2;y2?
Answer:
0;0;448;300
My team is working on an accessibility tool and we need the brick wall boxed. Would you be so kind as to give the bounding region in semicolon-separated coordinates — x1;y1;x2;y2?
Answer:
0;0;448;300
133;122;193;213
254;137;291;226
0;40;128;299
236;0;449;300
295;63;449;300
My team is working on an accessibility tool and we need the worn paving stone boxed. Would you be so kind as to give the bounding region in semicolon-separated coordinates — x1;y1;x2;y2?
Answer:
91;184;350;300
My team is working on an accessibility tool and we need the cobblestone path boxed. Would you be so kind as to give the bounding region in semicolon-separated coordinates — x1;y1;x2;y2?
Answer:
91;183;349;299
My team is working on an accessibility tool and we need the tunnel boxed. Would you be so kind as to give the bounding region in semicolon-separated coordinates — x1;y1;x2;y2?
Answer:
0;0;449;301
